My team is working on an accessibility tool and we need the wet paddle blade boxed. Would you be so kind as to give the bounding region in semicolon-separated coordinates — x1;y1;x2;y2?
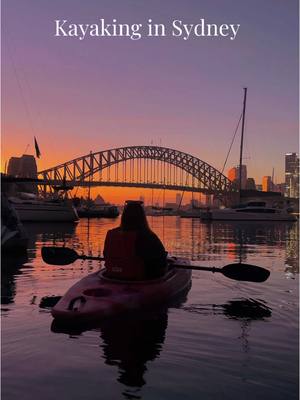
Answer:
221;263;270;283
41;246;78;265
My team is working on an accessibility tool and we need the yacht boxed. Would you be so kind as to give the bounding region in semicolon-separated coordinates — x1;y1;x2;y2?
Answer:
76;204;119;218
201;201;297;222
146;206;177;216
9;193;79;223
179;207;207;218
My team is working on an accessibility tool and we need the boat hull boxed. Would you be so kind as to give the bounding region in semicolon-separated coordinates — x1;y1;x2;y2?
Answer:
52;261;192;323
206;210;297;221
11;202;79;222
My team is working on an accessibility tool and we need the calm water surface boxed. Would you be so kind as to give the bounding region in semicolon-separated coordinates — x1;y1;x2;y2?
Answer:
2;217;299;400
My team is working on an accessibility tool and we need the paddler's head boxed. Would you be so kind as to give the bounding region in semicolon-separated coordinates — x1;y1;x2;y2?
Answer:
121;200;149;231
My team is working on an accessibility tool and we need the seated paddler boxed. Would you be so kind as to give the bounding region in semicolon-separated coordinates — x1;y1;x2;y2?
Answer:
103;200;167;281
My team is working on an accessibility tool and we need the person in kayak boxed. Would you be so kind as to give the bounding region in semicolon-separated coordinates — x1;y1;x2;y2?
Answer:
103;200;167;281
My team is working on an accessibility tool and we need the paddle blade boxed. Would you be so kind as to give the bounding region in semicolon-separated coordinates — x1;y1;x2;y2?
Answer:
41;246;78;265
221;263;270;283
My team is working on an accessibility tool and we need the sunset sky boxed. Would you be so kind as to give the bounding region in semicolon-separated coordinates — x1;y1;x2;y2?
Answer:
2;0;299;203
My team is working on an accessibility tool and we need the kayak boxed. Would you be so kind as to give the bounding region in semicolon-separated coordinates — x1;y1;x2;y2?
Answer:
52;258;192;323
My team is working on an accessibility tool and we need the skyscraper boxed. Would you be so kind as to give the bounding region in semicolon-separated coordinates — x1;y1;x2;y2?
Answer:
285;153;299;198
7;154;38;178
245;177;256;190
227;165;247;189
228;167;238;183
7;154;38;193
262;176;272;192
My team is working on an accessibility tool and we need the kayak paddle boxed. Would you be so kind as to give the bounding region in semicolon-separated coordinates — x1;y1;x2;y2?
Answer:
42;246;103;265
41;246;270;283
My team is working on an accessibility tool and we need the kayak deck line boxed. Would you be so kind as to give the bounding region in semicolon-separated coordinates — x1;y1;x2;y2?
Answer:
96;268;177;285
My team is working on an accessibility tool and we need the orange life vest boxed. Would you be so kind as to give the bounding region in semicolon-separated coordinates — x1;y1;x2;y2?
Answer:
104;229;146;281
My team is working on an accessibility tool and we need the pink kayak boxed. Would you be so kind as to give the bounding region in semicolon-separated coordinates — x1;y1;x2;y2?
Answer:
52;259;191;323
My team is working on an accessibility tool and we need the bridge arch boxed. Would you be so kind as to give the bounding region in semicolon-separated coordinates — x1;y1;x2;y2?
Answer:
38;146;235;194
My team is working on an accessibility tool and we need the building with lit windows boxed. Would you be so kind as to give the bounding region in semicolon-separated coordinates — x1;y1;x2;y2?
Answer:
285;153;299;198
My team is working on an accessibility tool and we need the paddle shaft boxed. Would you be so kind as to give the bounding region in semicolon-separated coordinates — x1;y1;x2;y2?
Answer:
81;255;104;261
41;246;270;282
174;264;222;273
76;254;220;273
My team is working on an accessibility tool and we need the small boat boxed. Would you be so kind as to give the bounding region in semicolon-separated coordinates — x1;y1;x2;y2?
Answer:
201;201;297;222
179;207;207;218
146;206;177;217
9;193;79;223
77;204;119;218
52;259;191;323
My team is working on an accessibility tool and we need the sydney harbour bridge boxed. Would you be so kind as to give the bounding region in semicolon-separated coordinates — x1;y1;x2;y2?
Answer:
37;146;237;200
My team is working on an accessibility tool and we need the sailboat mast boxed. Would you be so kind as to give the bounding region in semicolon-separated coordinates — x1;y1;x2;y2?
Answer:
239;87;248;194
88;151;92;204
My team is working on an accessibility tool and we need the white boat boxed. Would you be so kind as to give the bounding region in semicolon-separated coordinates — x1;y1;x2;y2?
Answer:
146;206;177;216
77;204;119;218
201;201;297;222
9;195;79;223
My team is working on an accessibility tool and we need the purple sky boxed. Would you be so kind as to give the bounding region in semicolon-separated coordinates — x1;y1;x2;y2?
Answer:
2;0;299;184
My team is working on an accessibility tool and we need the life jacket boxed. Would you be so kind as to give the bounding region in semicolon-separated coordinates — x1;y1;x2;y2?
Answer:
104;229;146;281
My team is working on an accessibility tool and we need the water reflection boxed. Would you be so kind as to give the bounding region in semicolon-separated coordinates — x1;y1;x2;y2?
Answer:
184;298;272;354
190;220;298;271
50;312;167;400
101;312;168;399
24;222;76;246
2;217;298;400
184;298;272;320
50;289;190;400
1;252;29;306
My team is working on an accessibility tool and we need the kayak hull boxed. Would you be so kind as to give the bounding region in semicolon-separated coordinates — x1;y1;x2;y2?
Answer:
52;260;191;323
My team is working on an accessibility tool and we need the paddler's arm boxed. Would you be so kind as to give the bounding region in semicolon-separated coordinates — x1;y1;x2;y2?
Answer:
136;231;168;279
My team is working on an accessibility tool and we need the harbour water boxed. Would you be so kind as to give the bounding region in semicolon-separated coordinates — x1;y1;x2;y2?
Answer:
1;217;299;400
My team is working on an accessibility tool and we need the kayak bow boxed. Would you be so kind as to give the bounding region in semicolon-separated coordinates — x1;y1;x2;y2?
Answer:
52;259;192;323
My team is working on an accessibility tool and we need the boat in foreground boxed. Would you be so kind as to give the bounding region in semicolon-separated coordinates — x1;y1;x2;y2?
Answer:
52;259;191;323
9;195;79;223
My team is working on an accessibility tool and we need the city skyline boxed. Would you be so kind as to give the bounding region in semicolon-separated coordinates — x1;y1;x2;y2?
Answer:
2;0;299;202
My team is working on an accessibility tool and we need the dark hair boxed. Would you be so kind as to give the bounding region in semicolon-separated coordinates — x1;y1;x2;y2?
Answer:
120;201;150;231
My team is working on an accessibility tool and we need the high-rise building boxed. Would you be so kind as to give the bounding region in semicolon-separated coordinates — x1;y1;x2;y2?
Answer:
228;167;238;182
7;154;38;193
285;153;299;198
262;176;272;192
227;165;247;188
275;183;286;195
7;154;37;178
245;177;256;190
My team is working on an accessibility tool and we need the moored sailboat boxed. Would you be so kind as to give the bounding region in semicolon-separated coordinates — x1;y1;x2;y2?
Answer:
202;89;296;222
